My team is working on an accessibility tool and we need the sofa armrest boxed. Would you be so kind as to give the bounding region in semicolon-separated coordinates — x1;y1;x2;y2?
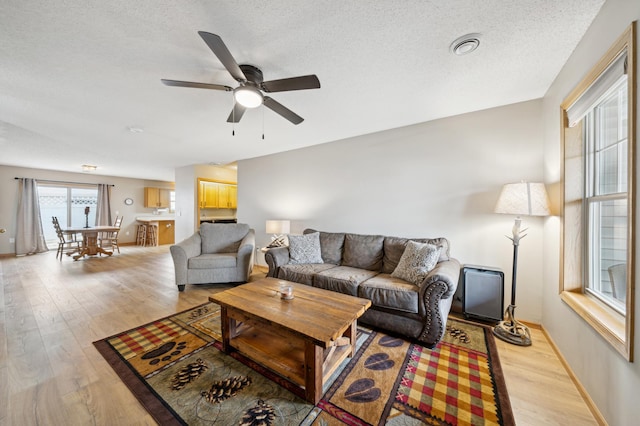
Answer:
169;233;202;286
416;258;461;347
264;246;290;278
420;258;461;300
236;229;256;279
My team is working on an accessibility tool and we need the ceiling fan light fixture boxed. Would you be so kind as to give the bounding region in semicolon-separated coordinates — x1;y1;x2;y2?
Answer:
234;86;263;108
450;33;481;56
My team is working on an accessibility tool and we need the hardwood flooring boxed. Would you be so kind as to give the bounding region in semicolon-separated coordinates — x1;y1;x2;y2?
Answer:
0;246;598;425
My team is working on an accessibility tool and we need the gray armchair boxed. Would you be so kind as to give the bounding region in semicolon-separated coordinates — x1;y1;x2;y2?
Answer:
170;223;255;291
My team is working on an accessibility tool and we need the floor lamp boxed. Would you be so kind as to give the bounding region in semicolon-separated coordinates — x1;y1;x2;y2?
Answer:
493;182;550;346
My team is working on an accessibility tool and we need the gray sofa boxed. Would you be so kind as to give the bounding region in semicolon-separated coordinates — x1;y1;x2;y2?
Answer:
170;223;255;291
265;229;460;348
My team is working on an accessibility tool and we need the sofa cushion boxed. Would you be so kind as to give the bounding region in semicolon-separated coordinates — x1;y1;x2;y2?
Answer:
382;236;450;273
278;263;337;286
314;266;379;296
304;229;345;265
359;274;419;314
288;232;324;264
200;223;250;254
391;241;441;285
188;253;237;269
342;233;384;271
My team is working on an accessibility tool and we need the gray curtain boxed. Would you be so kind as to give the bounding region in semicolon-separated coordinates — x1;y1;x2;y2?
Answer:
15;178;48;255
95;184;112;226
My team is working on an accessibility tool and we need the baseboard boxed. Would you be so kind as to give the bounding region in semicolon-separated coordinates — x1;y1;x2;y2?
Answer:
519;319;542;330
0;252;15;258
540;325;607;426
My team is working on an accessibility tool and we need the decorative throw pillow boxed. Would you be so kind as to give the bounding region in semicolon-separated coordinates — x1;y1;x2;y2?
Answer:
288;232;324;264
391;240;441;285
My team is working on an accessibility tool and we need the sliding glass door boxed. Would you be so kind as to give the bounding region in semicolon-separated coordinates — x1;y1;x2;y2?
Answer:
38;184;98;246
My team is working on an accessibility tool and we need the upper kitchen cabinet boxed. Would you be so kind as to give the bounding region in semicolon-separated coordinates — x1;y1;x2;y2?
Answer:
144;187;171;208
198;180;237;209
218;184;237;209
200;181;220;208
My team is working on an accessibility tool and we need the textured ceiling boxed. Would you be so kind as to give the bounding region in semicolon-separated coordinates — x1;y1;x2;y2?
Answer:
0;0;605;181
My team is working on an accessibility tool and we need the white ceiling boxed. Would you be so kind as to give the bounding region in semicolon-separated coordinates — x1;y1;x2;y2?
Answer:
0;0;605;181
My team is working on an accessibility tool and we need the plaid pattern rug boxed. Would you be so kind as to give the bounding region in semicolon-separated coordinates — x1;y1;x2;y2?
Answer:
94;303;514;425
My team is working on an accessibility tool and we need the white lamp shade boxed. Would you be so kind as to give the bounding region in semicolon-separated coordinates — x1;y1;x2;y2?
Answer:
266;220;290;234
495;182;550;216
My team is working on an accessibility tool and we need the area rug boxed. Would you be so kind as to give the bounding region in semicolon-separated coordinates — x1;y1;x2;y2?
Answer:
93;302;514;425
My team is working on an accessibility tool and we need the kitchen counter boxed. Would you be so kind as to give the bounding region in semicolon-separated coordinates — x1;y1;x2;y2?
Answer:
136;216;175;245
136;215;175;222
200;216;236;221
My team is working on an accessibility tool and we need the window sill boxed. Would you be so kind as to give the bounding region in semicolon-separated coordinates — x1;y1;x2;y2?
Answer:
560;290;630;360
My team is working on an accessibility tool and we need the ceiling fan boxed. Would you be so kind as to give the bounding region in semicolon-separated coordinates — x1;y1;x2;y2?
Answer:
161;32;320;125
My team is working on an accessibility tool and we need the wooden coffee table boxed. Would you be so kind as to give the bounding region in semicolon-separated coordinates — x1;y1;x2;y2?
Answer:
209;277;371;404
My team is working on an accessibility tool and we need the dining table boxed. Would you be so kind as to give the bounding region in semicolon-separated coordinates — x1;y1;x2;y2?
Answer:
62;226;121;260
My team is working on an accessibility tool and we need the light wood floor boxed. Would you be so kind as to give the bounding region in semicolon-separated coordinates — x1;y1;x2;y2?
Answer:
0;246;598;425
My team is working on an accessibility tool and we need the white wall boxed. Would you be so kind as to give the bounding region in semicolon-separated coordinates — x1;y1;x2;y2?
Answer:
238;99;547;323
542;1;640;424
0;165;173;254
174;165;197;244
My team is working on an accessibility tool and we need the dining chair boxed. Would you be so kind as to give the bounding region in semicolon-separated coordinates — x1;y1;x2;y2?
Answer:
99;216;123;254
608;263;627;302
52;216;81;260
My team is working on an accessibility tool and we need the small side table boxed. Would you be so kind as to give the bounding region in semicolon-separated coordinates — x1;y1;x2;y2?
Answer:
255;246;271;268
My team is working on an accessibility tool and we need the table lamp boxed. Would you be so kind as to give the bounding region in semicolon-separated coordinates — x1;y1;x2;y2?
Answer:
266;220;290;247
493;182;550;346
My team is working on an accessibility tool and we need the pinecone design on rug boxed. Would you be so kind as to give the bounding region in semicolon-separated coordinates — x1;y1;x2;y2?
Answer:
170;358;208;391
447;325;471;344
201;376;252;403
188;306;210;320
240;399;276;426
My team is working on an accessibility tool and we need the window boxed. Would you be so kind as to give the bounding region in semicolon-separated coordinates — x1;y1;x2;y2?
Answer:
38;184;98;246
560;23;635;361
584;77;628;314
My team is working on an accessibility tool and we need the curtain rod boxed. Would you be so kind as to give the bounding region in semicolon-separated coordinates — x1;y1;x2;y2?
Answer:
14;177;115;187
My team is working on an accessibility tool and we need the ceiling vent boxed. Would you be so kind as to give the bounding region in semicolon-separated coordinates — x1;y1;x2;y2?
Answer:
450;33;481;56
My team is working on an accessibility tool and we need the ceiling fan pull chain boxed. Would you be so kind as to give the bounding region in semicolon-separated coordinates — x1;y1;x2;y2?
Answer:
262;103;265;140
232;97;236;136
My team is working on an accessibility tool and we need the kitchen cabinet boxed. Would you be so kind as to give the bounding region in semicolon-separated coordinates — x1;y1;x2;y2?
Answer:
200;181;220;208
198;180;237;209
217;184;238;208
228;185;237;208
157;220;175;245
144;187;171;208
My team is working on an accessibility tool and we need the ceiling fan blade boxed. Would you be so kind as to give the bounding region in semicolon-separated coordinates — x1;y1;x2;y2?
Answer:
263;97;304;125
198;31;246;82
261;75;321;93
226;103;247;123
161;79;232;91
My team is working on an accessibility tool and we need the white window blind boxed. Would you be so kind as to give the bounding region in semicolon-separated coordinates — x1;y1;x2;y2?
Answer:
566;52;627;127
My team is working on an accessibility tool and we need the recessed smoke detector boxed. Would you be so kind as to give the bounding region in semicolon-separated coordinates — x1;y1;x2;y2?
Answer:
450;33;481;56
